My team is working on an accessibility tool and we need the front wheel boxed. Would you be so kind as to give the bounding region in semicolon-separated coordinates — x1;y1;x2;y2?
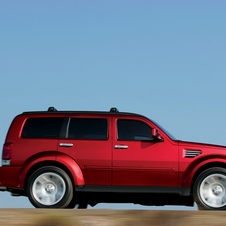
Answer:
27;166;73;208
193;167;226;210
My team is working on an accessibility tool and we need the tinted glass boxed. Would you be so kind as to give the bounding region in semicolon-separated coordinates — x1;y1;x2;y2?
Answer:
117;119;153;141
21;117;64;138
68;118;108;140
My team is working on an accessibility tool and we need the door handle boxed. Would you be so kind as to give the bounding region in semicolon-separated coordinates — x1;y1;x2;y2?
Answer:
59;143;73;147
114;145;128;149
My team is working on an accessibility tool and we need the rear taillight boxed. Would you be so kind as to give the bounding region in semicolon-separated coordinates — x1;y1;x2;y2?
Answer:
2;143;12;160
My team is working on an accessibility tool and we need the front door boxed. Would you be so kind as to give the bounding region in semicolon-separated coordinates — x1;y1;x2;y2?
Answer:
112;117;178;187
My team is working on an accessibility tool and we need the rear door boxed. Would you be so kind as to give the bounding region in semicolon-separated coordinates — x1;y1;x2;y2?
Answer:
112;116;178;187
58;115;112;185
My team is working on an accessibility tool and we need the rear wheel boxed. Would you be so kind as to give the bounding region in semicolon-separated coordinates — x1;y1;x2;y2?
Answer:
193;167;226;210
27;166;73;208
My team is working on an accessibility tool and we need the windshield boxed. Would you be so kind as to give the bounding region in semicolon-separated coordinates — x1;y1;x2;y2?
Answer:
150;119;177;140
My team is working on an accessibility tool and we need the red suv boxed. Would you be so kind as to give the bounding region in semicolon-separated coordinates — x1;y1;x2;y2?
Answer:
1;107;226;210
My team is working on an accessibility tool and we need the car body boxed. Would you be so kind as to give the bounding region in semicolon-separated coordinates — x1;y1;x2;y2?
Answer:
1;107;226;210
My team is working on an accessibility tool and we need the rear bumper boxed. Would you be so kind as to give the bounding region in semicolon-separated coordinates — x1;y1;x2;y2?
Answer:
0;166;22;188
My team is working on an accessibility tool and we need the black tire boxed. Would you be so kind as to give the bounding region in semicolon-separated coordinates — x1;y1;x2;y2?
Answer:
65;197;77;209
193;167;226;210
27;166;73;208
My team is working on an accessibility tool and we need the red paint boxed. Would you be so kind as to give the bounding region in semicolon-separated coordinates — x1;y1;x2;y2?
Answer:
1;108;226;206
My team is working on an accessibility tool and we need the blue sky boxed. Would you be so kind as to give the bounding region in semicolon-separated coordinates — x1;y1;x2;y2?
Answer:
1;0;226;209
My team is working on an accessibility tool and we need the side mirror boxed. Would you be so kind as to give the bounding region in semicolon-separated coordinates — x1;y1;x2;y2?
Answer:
152;128;164;142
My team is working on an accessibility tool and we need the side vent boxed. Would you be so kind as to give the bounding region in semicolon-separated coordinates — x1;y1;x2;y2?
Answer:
184;150;202;158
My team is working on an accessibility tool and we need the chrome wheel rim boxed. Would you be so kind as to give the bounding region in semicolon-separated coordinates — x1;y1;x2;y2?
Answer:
32;172;66;206
200;174;226;208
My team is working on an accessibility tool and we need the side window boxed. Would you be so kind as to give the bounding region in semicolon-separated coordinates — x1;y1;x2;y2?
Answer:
117;119;153;141
21;117;64;138
67;118;108;140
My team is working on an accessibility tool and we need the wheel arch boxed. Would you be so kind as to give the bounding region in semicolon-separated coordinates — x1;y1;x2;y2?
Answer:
23;160;76;191
190;162;226;194
19;153;85;190
181;157;226;194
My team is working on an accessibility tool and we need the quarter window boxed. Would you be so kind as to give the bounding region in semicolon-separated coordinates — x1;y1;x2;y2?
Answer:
117;119;153;141
21;117;64;139
67;118;108;140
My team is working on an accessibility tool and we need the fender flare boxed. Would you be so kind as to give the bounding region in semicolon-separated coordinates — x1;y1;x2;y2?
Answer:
18;152;84;188
181;155;226;188
56;152;85;186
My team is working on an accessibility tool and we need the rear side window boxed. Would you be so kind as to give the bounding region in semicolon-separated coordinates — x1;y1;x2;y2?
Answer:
67;118;108;140
21;117;64;139
117;119;153;141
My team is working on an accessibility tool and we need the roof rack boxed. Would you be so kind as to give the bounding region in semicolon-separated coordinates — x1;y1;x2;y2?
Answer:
47;107;119;113
110;107;119;113
22;108;143;117
48;107;57;112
